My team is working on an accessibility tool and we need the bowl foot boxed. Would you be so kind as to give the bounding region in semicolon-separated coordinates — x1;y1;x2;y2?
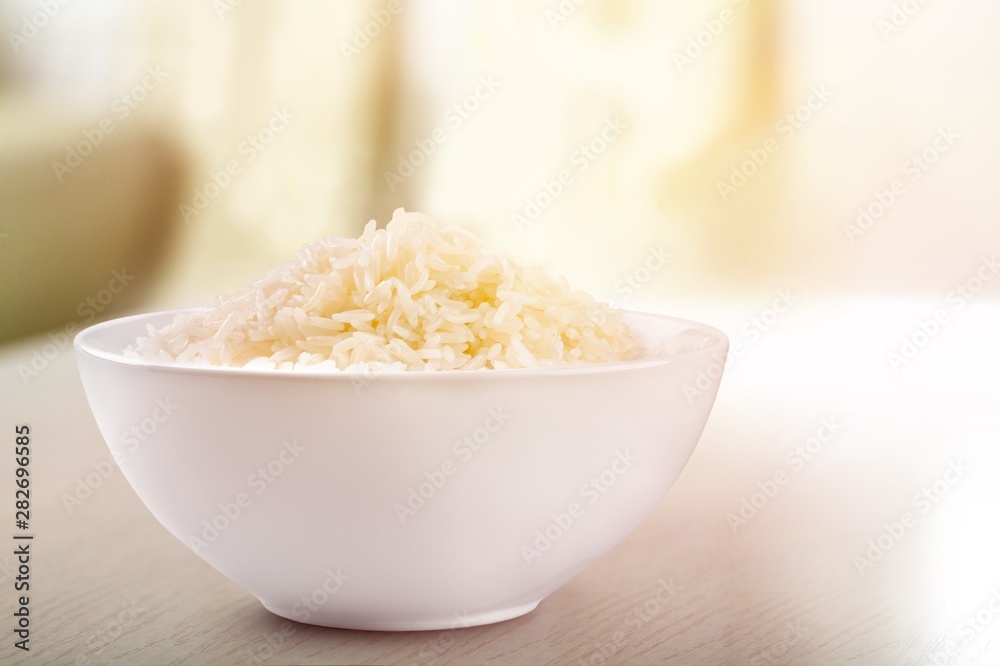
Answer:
259;599;542;631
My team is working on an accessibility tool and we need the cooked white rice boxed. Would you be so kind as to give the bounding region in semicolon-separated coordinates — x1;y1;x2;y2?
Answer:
127;209;641;371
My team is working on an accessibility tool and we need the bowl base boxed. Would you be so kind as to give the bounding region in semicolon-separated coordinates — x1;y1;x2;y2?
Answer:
259;599;542;631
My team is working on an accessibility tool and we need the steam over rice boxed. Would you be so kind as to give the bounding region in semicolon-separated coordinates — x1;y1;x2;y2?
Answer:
128;209;641;371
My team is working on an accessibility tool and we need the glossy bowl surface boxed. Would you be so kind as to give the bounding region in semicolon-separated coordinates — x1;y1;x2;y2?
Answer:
75;309;728;630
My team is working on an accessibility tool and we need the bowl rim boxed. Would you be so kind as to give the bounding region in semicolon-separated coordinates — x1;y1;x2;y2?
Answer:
74;308;729;379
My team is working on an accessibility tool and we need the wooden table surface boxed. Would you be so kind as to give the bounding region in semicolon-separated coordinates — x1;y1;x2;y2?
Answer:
1;299;997;665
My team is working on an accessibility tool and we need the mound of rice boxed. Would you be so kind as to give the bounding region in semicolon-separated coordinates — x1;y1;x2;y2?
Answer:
128;209;641;371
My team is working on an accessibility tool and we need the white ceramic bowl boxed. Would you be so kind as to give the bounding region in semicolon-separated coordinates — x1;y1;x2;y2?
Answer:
75;310;728;631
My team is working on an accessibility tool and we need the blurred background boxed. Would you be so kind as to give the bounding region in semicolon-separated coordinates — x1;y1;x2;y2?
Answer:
2;0;998;342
